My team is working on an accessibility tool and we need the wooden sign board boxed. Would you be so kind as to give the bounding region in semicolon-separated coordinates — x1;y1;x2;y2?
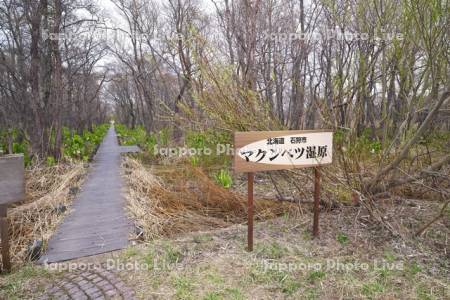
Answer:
0;154;25;205
234;130;333;173
233;130;333;250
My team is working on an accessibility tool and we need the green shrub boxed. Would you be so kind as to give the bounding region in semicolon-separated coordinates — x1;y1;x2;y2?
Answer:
190;156;199;166
336;233;349;245
63;131;88;160
62;124;109;161
307;270;326;283
115;124;160;154
158;127;171;146
0;125;107;164
13;142;31;165
116;124;146;145
0;129;32;165
419;130;450;151
46;156;56;167
185;129;232;167
214;169;232;188
146;133;157;153
335;128;382;161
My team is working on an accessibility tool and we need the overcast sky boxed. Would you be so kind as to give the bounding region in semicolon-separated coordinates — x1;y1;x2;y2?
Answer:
95;0;215;21
90;0;216;68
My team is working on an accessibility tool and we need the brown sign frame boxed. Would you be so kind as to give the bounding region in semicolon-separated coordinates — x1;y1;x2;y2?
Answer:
233;130;333;251
234;129;333;173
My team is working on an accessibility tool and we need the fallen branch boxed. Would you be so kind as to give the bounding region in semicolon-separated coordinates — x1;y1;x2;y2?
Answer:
385;154;450;192
366;90;450;193
415;200;449;236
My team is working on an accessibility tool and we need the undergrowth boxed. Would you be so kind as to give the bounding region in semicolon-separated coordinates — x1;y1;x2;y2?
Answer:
0;124;109;165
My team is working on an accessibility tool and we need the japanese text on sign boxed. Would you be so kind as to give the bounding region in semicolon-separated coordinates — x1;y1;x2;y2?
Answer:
234;130;333;172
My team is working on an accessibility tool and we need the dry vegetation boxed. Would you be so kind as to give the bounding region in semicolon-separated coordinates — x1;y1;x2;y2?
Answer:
122;156;297;241
118;153;448;297
66;207;446;300
1;202;448;299
0;153;448;299
120;218;447;300
7;163;87;264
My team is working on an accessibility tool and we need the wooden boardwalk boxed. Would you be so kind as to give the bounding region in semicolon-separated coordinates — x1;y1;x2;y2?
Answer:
39;126;139;263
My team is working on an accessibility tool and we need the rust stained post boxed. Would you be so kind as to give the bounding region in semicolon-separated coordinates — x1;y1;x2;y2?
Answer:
0;205;11;272
313;167;321;237
247;172;254;251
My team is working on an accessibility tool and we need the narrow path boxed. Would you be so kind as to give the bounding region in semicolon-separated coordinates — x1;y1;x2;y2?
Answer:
39;126;138;263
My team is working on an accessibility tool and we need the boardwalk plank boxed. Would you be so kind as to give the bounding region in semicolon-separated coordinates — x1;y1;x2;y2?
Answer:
39;126;136;263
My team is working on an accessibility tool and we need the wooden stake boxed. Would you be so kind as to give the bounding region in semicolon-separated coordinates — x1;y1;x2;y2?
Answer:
313;167;321;237
0;205;11;272
247;172;254;251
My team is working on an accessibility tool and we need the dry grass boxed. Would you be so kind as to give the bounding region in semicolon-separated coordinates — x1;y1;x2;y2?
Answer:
122;157;296;240
114;208;449;300
2;158;448;299
7;163;87;264
1;204;448;299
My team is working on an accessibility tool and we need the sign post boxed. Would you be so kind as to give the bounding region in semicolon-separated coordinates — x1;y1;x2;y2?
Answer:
313;167;321;237
0;154;25;272
0;205;10;272
247;172;254;251
234;130;332;250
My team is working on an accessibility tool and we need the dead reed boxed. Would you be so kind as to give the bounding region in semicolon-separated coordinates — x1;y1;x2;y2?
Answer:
122;157;296;241
6;163;86;264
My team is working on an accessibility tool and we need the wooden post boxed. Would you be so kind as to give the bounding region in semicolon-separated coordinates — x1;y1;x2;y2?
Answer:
0;205;11;272
247;172;254;251
313;167;321;237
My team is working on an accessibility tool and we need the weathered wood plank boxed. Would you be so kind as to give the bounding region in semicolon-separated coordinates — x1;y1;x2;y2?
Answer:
0;154;25;205
119;145;140;153
39;127;132;263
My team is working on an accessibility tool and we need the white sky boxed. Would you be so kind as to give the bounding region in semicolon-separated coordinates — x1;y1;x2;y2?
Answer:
91;0;216;69
95;0;215;22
